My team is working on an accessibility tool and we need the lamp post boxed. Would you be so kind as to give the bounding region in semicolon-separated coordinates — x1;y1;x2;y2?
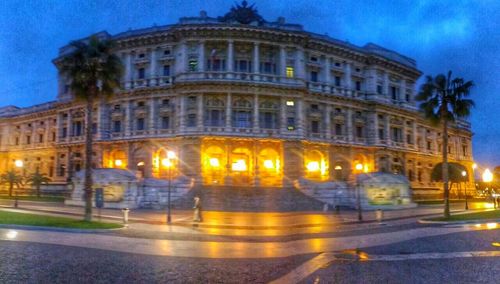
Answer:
164;151;176;224
13;160;23;207
482;168;494;208
355;163;363;222
461;170;468;210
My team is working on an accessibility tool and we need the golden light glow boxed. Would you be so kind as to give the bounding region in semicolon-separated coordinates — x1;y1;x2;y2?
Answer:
363;164;369;173
232;159;247;172
355;163;363;171
137;162;145;167
263;160;274;169
472;163;477;169
167;151;176;159
461;171;467;177
307;161;320;172
286;67;294;78
334;165;342;170
161;158;173;168
286;100;295;106
14;160;23;168
209;157;220;168
114;159;123;167
483;168;493;183
486;223;498;229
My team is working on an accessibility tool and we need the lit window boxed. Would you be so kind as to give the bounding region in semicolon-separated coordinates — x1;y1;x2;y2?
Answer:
286;100;295;106
189;60;198;72
286;67;294;78
232;159;247;171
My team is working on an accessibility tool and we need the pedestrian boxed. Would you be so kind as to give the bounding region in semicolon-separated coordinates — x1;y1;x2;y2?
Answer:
193;196;203;222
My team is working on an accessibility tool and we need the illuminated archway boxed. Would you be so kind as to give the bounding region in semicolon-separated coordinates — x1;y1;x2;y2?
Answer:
258;148;282;186
304;150;328;181
202;145;226;185
153;148;177;178
107;150;127;169
231;147;252;185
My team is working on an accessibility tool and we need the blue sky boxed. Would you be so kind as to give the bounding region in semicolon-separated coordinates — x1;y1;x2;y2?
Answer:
0;0;499;167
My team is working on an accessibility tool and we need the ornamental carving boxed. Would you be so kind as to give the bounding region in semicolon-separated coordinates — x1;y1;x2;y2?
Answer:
218;1;265;25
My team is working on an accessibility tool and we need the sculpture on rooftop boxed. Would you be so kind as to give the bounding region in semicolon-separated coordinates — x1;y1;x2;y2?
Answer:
218;1;265;25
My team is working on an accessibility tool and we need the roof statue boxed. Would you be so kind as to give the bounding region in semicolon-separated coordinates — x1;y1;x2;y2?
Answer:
218;1;265;25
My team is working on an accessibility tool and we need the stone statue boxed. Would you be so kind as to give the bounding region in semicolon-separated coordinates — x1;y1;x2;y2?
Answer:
193;196;203;222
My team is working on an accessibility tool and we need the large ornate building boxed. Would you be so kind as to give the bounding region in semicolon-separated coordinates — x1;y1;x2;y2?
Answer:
0;2;474;198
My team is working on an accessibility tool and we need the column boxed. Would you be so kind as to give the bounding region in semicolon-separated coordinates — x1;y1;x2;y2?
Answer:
297;98;305;136
402;119;407;147
66;110;72;143
383;71;389;97
324;57;331;84
366;67;377;95
252;94;259;131
44;118;50;147
370;111;379;145
198;41;205;72
225;93;232;131
149;98;157;134
324;105;331;139
346;108;353;142
400;78;406;102
125;100;133;136
227;40;234;77
197;94;204;130
149;48;157;86
178;95;185;133
56;112;63;143
384;115;391;145
280;97;287;133
97;99;107;140
295;47;305;79
124;52;132;89
343;62;352;90
279;45;287;77
253;42;260;80
176;41;187;74
412;121;418;147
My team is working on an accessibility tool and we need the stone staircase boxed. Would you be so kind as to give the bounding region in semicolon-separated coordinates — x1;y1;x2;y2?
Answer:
172;185;326;212
293;178;354;208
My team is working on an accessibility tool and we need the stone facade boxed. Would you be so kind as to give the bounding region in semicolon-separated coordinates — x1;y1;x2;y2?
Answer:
0;4;475;199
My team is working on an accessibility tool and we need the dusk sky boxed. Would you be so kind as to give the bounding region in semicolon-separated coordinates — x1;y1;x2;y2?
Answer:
0;0;498;167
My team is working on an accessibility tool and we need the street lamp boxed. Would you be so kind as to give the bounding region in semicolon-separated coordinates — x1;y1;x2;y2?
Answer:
461;170;468;210
165;150;176;224
483;168;495;209
355;163;363;221
14;160;23;168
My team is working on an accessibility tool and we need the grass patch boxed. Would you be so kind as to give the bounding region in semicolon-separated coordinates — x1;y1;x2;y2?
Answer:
0;210;122;229
427;210;500;222
0;195;65;202
416;199;472;205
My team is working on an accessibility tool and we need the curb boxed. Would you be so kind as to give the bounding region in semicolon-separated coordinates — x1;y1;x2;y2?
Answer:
0;224;126;234
417;218;500;225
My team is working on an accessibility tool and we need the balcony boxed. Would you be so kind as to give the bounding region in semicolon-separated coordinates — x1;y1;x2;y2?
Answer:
175;71;304;87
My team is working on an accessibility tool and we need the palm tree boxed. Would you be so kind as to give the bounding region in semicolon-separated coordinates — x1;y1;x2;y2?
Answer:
60;35;123;221
0;170;23;197
416;71;474;218
27;170;51;197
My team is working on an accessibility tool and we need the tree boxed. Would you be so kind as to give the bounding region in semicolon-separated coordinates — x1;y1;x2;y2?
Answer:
416;71;474;218
60;35;123;221
27;170;51;197
0;170;23;197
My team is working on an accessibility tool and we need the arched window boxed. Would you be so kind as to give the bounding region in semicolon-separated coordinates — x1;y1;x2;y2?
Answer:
232;99;252;128
205;98;225;127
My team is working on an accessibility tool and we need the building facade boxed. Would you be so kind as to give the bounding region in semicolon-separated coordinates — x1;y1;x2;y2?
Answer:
0;2;474;198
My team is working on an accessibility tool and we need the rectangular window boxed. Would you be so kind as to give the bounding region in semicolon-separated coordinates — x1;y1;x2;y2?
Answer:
391;86;398;100
286;67;294;78
356;126;363;138
335;124;343;136
163;65;170;76
52;132;56;141
38;134;44;143
137;118;145;131
407;134;412;144
427;141;432;150
15;137;19;145
355;81;361;91
391;128;402;142
73;122;82;136
138;68;145;79
262;62;275;74
335;76;341;87
210;110;222;127
311;121;319;133
62;127;67;138
161;116;170;129
405;93;411;102
162;99;170;106
187;114;196;127
377;85;383;94
310;71;318;82
113;121;121;133
378;129;384;139
92;123;97;135
189;60;198;72
287;117;295;130
26;135;31;144
234;111;252;128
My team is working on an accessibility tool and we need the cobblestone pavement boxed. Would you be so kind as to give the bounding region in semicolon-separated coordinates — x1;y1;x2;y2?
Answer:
0;240;315;284
300;229;500;284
